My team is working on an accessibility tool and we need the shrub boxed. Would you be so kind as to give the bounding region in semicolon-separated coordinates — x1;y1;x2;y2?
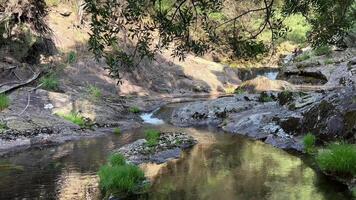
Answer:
40;75;60;91
0;94;10;111
314;45;332;56
295;53;311;62
145;129;161;147
114;128;121;135
316;143;356;176
67;51;77;64
303;133;316;154
57;112;86;128
283;14;311;44
98;153;145;198
87;84;102;101
129;106;141;114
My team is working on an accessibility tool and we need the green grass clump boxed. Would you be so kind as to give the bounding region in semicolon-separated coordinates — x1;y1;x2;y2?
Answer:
87;84;102;101
67;51;77;64
40;75;60;91
234;87;245;95
108;153;126;166
114;128;121;135
57;112;86;128
0;94;10;111
303;133;316;154
316;143;356;176
98;153;145;198
0;122;8;133
129;106;141;114
313;45;332;56
145;129;161;147
295;53;311;62
324;59;334;65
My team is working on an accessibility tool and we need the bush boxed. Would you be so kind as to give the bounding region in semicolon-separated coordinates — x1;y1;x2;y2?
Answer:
303;133;316;154
313;45;332;56
87;84;102;101
129;106;141;114
283;14;311;44
114;128;121;135
67;51;77;64
316;143;356;176
0;94;10;111
57;112;86;128
145;129;161;147
98;153;145;198
40;75;60;91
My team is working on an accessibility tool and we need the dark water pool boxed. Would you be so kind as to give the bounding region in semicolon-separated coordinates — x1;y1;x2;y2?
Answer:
0;106;351;200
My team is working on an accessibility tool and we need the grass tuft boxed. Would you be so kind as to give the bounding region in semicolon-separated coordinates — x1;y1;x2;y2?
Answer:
98;153;146;198
40;75;60;91
67;51;77;64
258;92;273;102
0;122;8;133
129;106;141;114
295;52;311;62
316;143;356;176
144;129;161;147
108;153;126;166
87;84;102;101
57;112;86;128
114;127;121;135
234;87;245;95
0;94;10;111
303;133;316;154
313;45;332;56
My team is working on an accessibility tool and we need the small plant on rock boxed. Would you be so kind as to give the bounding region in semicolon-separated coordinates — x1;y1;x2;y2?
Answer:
303;133;316;154
0;94;10;111
40;74;60;91
57;112;88;128
258;92;274;102
295;52;311;62
313;45;332;56
129;106;141;114
316;143;356;176
234;87;245;95
87;84;102;101
98;153;146;199
145;129;161;147
114;128;121;135
67;51;77;64
0;122;8;133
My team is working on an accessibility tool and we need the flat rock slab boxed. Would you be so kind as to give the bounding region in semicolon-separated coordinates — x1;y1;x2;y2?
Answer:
116;132;197;165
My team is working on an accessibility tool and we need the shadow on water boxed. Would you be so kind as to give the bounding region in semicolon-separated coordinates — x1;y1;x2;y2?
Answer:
0;105;352;200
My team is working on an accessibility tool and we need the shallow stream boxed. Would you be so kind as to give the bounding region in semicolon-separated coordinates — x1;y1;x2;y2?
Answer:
0;104;351;199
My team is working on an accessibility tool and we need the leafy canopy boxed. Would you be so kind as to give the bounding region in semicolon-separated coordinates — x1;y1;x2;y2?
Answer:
83;0;355;82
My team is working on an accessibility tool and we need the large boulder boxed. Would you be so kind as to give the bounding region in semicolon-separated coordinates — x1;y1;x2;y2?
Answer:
302;88;356;142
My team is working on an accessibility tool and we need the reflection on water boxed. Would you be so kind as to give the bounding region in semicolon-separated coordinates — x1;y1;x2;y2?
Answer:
0;125;351;200
148;129;349;200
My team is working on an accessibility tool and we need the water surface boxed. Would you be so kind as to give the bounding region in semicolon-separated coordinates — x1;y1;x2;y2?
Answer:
0;106;351;200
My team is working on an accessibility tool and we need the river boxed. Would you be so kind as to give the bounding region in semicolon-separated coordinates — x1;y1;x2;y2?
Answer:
0;104;351;199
